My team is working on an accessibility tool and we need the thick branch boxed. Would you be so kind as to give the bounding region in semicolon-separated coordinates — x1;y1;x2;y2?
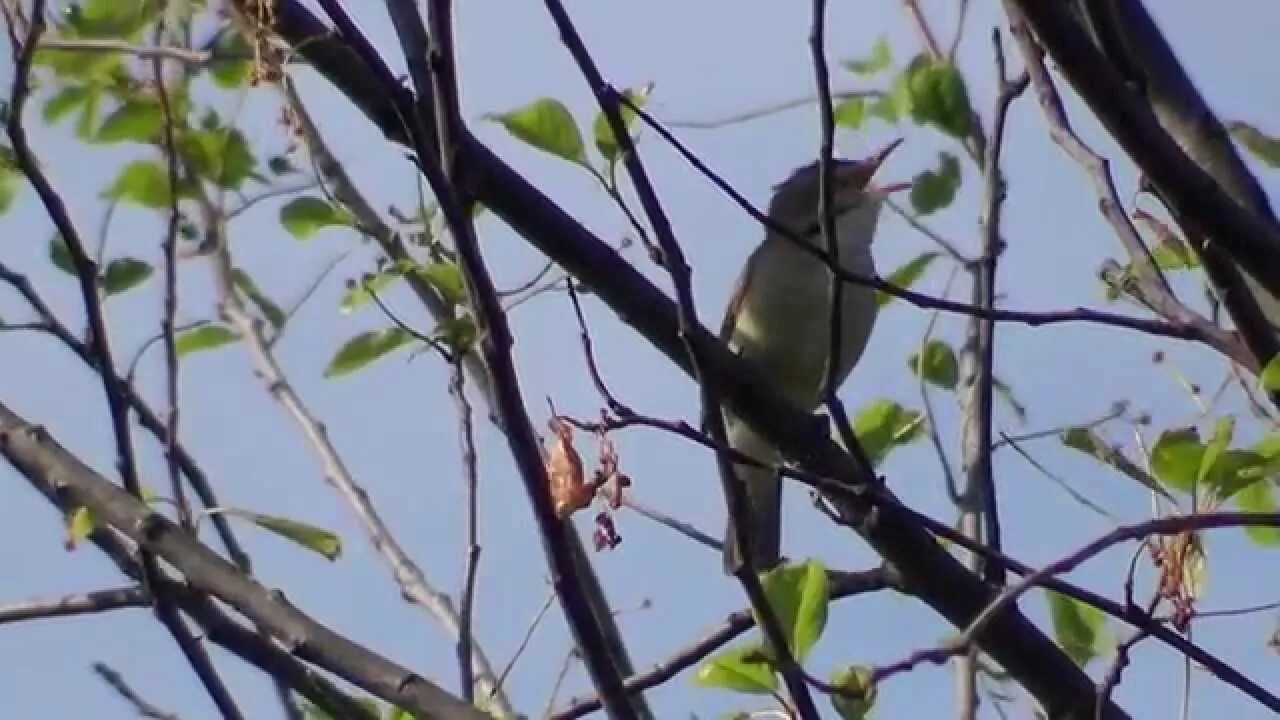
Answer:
0;401;487;720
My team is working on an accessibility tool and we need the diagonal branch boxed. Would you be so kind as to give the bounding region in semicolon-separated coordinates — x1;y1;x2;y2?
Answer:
0;400;488;720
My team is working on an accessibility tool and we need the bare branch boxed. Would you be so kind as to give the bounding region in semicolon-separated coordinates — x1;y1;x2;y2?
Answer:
0;586;148;625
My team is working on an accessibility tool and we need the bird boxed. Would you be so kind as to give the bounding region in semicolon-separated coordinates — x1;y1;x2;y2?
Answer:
720;140;910;573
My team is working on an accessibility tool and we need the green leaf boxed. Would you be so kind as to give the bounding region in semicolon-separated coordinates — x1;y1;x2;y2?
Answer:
868;92;901;124
65;505;96;550
208;31;253;89
324;328;414;378
1262;354;1280;392
829;665;876;720
909;152;961;215
692;643;777;694
1059;427;1173;500
1234;480;1280;546
341;269;405;314
876;251;940;306
75;88;103;140
1131;209;1197;271
102;257;152;295
1047;590;1108;667
851;399;925;467
843;37;891;76
1197;416;1234;487
280;197;352;241
231;268;286;329
48;234;78;275
592;83;652;162
0;166;17;216
758;559;829;661
180;127;256;189
105;160;178;208
1150;427;1205;494
486;98;586;165
433;316;477;354
1228;121;1280;168
420;261;466;307
901;56;973;138
832;96;866;129
42;85;90;123
221;508;342;560
909;339;959;390
65;0;153;38
175;324;240;356
95;98;162;144
1206;449;1269;503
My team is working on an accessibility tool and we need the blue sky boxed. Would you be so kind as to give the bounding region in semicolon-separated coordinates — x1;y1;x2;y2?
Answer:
1;1;1278;718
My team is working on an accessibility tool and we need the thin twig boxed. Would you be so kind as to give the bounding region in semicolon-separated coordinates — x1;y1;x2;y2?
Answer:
154;16;189;529
452;362;483;702
663;90;882;130
93;662;179;720
490;587;556;701
0;586;148;625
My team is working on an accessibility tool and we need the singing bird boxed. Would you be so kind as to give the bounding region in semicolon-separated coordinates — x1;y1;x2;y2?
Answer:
720;140;910;572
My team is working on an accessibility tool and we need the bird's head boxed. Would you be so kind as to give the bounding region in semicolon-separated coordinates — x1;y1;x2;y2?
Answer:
767;139;911;243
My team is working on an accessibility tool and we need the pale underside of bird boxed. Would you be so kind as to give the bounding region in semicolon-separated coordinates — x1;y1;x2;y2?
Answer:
720;142;910;573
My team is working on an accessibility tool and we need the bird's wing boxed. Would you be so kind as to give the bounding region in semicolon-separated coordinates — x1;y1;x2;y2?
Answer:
720;244;763;344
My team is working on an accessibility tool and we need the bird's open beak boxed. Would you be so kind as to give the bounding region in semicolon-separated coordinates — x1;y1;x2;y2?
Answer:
865;138;912;194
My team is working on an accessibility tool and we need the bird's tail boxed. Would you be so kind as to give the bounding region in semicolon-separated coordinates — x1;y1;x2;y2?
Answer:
722;415;783;574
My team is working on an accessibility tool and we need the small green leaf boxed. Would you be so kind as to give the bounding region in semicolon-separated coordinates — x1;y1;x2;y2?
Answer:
434;316;477;354
341;269;405;314
65;505;96;550
175;324;240;356
1234;481;1280;546
876;251;939;306
1059;428;1173;500
1150;427;1205;494
48;234;78;275
1198;416;1235;487
486;98;586;165
1261;354;1280;392
1228;121;1280;168
0;167;17;217
592;83;652;162
105;160;178;209
102;257;152;296
221;508;342;560
1132;209;1197;271
95;99;162;144
909;152;961;215
692;643;777;694
280;197;352;241
832;96;866;129
851;399;925;466
324;328;414;378
1047;590;1108;667
231;268;286;329
1206;449;1269;503
829;665;876;720
843;37;892;76
902;56;973;138
758;559;829;661
208;31;253;89
420;261;466;307
180;127;256;189
42;85;90;123
908;339;959;390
